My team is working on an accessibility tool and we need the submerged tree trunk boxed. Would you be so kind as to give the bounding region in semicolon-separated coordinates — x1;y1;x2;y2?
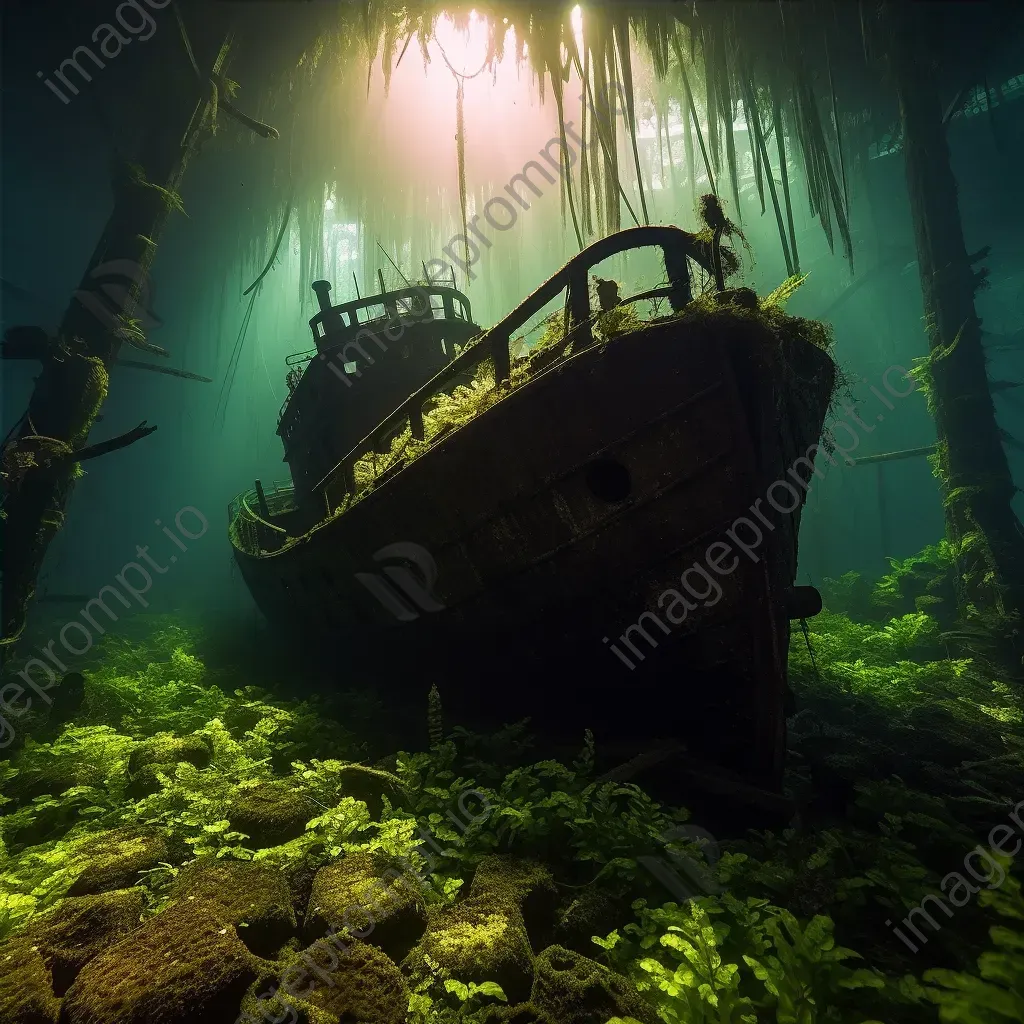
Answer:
891;8;1024;646
0;30;228;653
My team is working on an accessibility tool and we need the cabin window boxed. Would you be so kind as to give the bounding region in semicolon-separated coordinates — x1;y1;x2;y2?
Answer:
397;294;426;316
356;303;386;323
585;458;631;503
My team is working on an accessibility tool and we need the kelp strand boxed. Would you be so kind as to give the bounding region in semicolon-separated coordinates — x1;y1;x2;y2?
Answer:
570;44;639;231
672;32;717;196
579;44;593;236
774;99;800;273
701;23;721;177
742;76;794;277
613;21;650;225
715;23;742;224
825;32;849;210
745;88;767;216
455;80;469;276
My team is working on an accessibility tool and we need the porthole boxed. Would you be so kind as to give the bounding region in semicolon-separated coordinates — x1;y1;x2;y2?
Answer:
584;458;631;503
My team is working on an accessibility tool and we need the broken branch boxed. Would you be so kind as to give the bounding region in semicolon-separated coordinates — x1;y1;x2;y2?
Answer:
74;421;158;461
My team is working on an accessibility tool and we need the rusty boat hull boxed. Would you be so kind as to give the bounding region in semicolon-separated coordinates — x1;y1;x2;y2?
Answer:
232;298;834;787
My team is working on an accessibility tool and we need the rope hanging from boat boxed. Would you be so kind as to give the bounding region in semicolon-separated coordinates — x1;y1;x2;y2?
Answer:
799;616;823;687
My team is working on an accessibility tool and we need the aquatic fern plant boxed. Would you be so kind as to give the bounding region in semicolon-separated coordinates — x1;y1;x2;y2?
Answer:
2;613;1023;1022
596;895;886;1023
921;867;1024;1022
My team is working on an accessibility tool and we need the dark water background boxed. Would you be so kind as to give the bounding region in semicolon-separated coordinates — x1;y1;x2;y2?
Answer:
2;0;1022;676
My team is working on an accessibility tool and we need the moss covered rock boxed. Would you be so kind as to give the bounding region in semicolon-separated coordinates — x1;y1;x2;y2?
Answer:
403;895;534;1003
402;857;554;1004
59;903;268;1024
0;938;61;1024
127;734;211;775
170;858;297;958
229;780;317;847
237;939;408;1024
66;827;179;897
302;939;409;1024
470;856;558;950
21;888;144;995
530;945;655;1024
335;764;405;821
11;759;106;805
304;851;425;962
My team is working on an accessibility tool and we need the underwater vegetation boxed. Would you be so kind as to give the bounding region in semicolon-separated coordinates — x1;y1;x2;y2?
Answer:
2;549;1023;1024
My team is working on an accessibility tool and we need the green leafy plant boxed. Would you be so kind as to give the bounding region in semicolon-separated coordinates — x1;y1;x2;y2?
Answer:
598;895;889;1023
3;611;1023;1024
922;866;1024;1022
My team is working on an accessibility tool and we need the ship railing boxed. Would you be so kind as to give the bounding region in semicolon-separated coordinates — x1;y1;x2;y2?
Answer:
228;480;295;555
313;225;713;508
277;284;476;424
308;284;473;350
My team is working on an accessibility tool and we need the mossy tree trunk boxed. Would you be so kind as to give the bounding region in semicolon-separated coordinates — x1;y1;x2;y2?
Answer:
1;29;229;651
891;8;1024;641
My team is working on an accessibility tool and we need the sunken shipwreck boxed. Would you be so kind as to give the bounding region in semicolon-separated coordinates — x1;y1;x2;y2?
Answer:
1;2;1023;1023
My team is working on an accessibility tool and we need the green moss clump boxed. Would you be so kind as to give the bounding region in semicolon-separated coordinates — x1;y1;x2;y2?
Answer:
468;856;557;948
67;354;110;447
228;780;318;847
67;827;180;898
127;733;212;775
0;937;61;1023
169;858;297;957
304;851;426;961
403;875;536;1003
59;903;265;1024
20;888;144;994
530;945;655;1024
301;939;410;1024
